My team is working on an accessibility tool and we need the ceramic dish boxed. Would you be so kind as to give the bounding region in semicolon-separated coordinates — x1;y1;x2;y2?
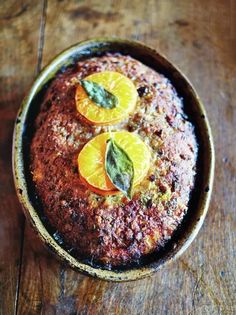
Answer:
13;38;214;281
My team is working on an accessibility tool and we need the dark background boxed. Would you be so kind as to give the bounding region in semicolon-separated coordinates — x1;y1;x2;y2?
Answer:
0;1;235;314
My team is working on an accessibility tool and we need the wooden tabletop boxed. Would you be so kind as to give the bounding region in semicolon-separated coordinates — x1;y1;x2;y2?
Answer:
1;1;235;314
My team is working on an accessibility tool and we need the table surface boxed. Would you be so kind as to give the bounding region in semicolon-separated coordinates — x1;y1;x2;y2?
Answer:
0;0;235;314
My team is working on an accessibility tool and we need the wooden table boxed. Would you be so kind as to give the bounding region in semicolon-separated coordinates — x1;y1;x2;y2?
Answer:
1;1;235;314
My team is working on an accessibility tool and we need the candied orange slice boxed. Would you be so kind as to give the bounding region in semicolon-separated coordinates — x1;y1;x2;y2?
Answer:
78;131;151;194
75;71;138;125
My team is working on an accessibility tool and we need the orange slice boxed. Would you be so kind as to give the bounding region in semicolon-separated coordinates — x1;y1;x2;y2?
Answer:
80;175;119;196
75;71;138;125
78;131;151;194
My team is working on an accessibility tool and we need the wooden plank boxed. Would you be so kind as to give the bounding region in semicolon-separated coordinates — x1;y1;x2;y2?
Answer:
0;1;43;314
17;0;236;314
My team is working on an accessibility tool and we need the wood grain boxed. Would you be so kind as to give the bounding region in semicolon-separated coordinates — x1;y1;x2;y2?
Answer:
1;0;236;314
0;1;43;314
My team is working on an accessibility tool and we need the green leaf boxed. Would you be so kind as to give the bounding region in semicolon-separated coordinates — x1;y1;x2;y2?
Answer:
105;138;134;199
80;79;118;109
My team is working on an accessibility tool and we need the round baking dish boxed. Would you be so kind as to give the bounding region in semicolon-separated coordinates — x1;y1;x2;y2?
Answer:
13;38;214;281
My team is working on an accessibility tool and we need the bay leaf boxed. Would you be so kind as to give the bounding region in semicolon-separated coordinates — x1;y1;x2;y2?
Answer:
105;138;134;199
81;80;118;109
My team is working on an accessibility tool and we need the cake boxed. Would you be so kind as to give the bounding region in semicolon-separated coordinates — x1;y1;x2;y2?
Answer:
30;53;198;268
